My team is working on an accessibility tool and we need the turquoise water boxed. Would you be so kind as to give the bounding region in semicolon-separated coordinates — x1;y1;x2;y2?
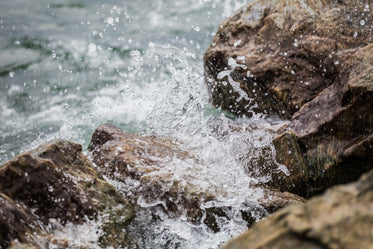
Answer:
0;1;292;248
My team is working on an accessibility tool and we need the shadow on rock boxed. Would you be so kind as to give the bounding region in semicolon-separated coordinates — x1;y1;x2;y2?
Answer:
204;0;373;197
0;139;137;249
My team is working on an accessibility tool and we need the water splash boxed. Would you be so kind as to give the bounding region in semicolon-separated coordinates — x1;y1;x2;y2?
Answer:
0;0;290;248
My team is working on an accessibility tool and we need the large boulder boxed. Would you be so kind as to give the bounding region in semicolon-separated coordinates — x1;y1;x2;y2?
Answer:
280;43;373;196
220;168;373;249
204;0;371;117
204;0;373;196
89;123;304;233
0;139;137;249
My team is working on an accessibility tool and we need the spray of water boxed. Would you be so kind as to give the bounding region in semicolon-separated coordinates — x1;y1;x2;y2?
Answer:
0;0;291;248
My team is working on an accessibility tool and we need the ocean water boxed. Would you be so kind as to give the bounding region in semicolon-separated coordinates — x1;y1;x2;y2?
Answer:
0;0;249;161
0;0;289;248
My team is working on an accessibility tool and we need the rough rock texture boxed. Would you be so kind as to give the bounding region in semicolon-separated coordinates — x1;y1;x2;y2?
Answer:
220;169;373;249
204;0;373;196
269;42;373;197
259;186;304;213
0;139;137;249
89;123;304;232
90;123;221;229
0;194;36;248
204;0;372;117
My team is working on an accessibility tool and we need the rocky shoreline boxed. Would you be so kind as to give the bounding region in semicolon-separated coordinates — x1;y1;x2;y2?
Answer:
1;0;373;248
204;0;373;198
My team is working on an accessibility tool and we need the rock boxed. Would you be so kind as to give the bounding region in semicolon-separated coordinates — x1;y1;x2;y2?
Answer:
273;43;373;196
204;0;373;196
0;139;137;249
0;194;36;248
89;124;219;226
258;186;305;214
220;168;373;249
270;130;309;195
204;0;371;118
89;123;304;233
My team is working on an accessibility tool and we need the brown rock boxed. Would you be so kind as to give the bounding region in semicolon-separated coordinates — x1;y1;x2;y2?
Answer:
0;141;96;225
0;194;37;248
89;124;217;224
89;123;304;233
279;43;373;196
271;130;309;195
0;139;137;248
204;0;373;196
258;187;305;214
220;169;373;249
204;0;372;118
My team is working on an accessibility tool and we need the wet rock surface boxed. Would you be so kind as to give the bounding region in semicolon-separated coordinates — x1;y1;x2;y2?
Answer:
220;169;373;249
284;43;373;196
89;123;304;234
204;0;373;197
204;0;372;118
0;139;137;249
0;194;36;248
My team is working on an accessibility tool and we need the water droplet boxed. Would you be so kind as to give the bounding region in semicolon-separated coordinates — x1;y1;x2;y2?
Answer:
88;43;97;53
360;20;365;26
48;186;54;192
192;26;200;32
9;72;15;77
233;40;242;47
106;17;114;25
293;39;298;47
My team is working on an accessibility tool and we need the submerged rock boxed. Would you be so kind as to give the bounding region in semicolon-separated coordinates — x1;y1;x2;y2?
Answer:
204;0;373;196
0;139;137;249
89;123;304;234
220;168;373;249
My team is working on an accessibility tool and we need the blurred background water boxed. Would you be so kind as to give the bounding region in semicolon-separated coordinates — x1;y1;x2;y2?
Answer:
0;0;250;162
0;0;291;248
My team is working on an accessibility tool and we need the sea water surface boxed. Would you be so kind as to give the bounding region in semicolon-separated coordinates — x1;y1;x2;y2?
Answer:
0;0;289;248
